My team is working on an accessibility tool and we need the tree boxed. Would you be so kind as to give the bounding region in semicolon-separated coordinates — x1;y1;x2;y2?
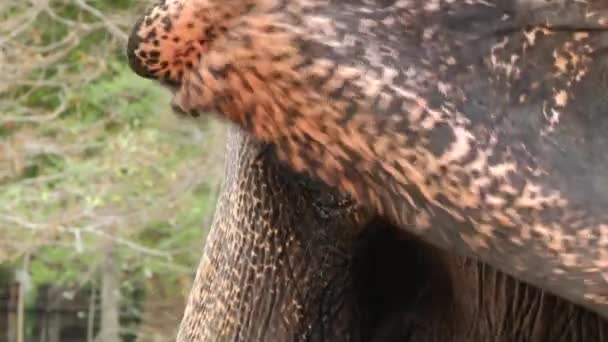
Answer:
1;1;224;340
97;238;119;342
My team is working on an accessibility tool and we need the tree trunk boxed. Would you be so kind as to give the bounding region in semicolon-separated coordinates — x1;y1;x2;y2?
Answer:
96;241;120;342
135;275;187;342
16;254;29;342
87;286;97;342
7;283;19;342
47;309;60;342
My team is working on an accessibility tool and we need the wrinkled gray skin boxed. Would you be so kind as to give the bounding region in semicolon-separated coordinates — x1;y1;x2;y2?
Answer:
176;126;608;342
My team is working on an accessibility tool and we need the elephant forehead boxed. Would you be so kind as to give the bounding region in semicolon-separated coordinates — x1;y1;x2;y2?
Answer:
127;0;229;85
127;0;291;86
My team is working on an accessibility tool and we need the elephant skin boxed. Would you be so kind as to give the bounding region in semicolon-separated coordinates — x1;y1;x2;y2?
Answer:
127;0;608;318
172;126;608;341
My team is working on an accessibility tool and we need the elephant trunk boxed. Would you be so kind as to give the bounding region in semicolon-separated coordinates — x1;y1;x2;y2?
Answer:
176;126;370;342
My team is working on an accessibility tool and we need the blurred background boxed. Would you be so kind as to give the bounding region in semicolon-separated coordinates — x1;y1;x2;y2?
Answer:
0;1;226;341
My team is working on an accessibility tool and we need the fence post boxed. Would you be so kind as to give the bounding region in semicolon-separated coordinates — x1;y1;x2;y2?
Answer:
6;283;20;342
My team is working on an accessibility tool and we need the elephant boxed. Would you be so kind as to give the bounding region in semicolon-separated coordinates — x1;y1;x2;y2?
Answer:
175;125;608;341
126;0;608;318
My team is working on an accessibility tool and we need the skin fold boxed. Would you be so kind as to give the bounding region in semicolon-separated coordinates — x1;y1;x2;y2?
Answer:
127;0;608;320
177;126;608;342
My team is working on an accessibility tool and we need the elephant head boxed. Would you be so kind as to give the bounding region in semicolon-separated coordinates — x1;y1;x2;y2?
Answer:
126;0;608;319
126;0;608;337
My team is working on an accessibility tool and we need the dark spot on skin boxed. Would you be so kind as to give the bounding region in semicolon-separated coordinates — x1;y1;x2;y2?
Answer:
272;54;288;63
204;27;213;36
173;37;180;43
460;173;471;187
392;160;406;175
209;66;227;78
435;193;451;207
510;173;526;191
149;50;160;59
540;205;565;222
337;103;358;126
146;29;157;41
187;22;195;29
237;73;254;93
263;25;278;33
485;178;501;196
427;122;455;157
162;15;173;32
487;148;502;165
424;175;435;186
328;84;346;99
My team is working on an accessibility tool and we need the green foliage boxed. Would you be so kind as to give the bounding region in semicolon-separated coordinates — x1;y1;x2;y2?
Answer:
3;63;220;284
1;0;225;340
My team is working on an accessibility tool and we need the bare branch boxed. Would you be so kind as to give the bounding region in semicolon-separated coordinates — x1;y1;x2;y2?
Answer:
72;0;128;42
